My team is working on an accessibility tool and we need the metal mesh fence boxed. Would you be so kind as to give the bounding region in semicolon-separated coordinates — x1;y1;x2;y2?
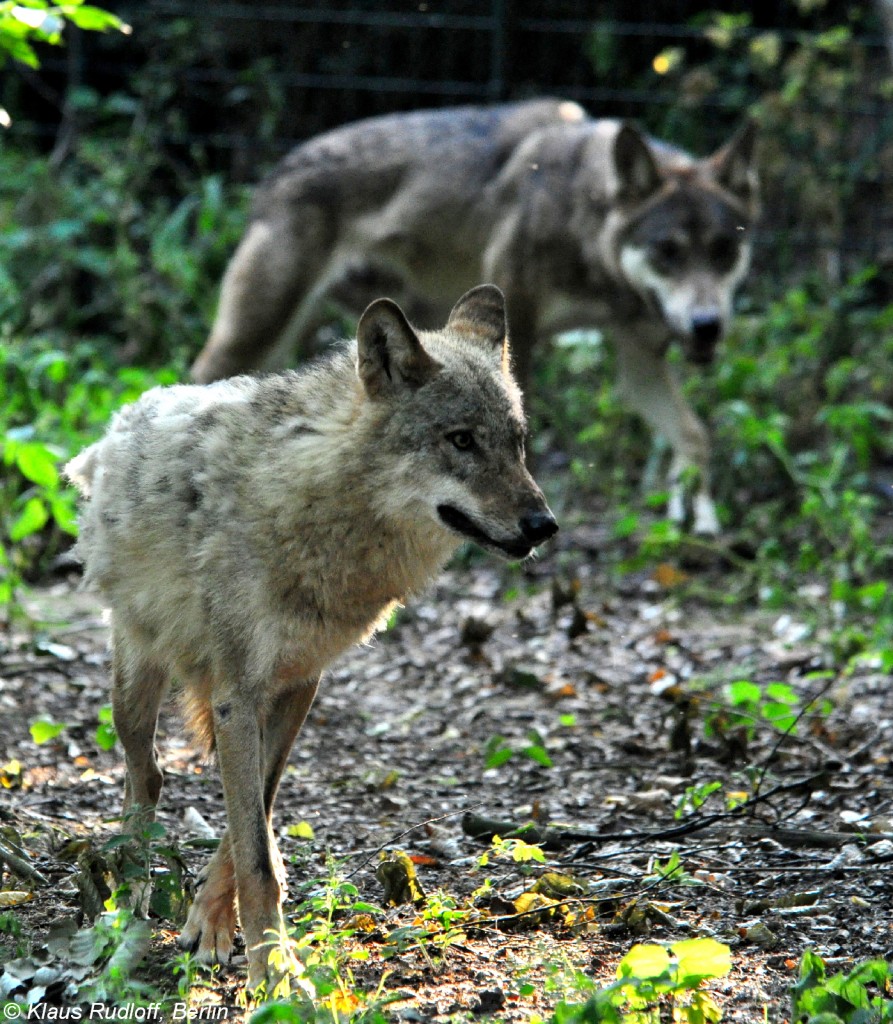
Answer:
4;0;893;286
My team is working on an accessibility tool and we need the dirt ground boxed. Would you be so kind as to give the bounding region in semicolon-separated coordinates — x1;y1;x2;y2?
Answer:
2;515;892;1022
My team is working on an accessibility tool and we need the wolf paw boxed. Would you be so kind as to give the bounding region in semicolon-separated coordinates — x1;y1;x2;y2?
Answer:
691;493;720;537
667;485;720;537
178;865;238;964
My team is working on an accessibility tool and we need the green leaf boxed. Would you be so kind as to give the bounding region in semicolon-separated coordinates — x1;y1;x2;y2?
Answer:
728;679;761;707
9;497;49;541
286;820;315;840
95;721;118;751
484;735;515;769
672;937;732;984
618;943;672;981
509;839;546;863
765;682;799;705
30;717;66;744
612;512;639;539
63;6;128;32
15;441;59;487
0;34;41;69
761;701;799;733
50;494;79;535
521;743;554;768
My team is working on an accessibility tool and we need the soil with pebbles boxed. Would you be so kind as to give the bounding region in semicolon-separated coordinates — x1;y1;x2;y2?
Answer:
2;520;892;1022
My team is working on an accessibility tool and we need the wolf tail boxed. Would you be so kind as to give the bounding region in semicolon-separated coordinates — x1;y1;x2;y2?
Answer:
181;690;216;758
64;443;102;498
65;444;100;499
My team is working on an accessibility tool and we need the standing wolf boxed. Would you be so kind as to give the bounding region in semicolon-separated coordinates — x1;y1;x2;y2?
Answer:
66;285;557;987
191;99;759;535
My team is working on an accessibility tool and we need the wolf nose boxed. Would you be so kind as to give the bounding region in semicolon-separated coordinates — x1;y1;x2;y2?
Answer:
519;510;558;544
691;313;721;347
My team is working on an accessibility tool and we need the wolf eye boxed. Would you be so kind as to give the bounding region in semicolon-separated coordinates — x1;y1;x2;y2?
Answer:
448;430;475;451
653;239;685;265
710;236;738;271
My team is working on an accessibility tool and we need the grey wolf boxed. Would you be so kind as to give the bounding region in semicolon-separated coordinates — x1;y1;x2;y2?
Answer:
190;99;759;535
65;285;557;987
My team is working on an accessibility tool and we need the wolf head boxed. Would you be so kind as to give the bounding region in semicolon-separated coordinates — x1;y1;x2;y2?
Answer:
357;285;557;559
611;121;759;364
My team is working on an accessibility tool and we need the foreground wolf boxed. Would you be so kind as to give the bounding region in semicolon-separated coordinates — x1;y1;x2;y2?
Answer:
66;285;557;987
191;99;759;535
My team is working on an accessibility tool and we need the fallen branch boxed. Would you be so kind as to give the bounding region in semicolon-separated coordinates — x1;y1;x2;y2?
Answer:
0;837;49;885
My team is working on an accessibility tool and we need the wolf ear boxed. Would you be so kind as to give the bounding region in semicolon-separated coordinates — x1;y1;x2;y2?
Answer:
711;119;758;207
357;298;439;398
613;123;662;202
446;285;508;361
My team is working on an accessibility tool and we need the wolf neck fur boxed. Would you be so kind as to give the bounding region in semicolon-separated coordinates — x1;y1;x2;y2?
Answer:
249;351;458;625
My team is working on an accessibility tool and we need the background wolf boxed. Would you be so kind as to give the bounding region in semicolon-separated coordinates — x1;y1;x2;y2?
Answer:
191;98;759;535
64;285;556;987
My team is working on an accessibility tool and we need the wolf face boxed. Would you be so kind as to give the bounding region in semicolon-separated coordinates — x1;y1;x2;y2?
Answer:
611;121;758;364
359;286;557;560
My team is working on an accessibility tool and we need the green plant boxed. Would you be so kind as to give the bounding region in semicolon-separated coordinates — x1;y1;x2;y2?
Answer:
484;729;554;769
0;910;28;958
701;677;833;750
68;907;154;1005
0;335;178;620
1;426;78;614
548;938;732;1023
28;714;67;744
478;834;547;868
26;704;117;751
95;704;118;750
791;949;893;1023
674;782;723;820
246;869;397;1021
645;850;699;889
0;1;127;73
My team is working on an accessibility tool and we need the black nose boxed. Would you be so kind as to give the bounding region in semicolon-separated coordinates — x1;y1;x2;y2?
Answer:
691;314;722;348
520;509;559;544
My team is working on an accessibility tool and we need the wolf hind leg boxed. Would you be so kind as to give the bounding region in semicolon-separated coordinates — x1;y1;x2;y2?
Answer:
191;212;335;383
178;679;319;979
110;625;169;915
111;627;168;822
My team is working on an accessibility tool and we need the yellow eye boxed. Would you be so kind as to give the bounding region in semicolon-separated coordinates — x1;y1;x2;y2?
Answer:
449;430;474;451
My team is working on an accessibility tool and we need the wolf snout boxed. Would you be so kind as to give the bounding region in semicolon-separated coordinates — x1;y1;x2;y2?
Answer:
519;508;559;545
689;311;722;364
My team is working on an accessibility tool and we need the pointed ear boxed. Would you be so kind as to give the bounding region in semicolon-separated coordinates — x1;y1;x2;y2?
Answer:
446;284;508;361
357;298;439;398
711;119;758;207
613;122;662;202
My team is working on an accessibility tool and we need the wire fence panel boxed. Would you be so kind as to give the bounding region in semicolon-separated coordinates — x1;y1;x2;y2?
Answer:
4;0;893;286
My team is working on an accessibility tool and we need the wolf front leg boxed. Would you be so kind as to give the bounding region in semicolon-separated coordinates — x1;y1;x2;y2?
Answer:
179;679;319;984
211;688;281;987
613;339;720;536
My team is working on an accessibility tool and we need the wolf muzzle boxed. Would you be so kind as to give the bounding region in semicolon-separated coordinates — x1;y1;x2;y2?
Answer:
688;312;723;365
437;504;557;559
